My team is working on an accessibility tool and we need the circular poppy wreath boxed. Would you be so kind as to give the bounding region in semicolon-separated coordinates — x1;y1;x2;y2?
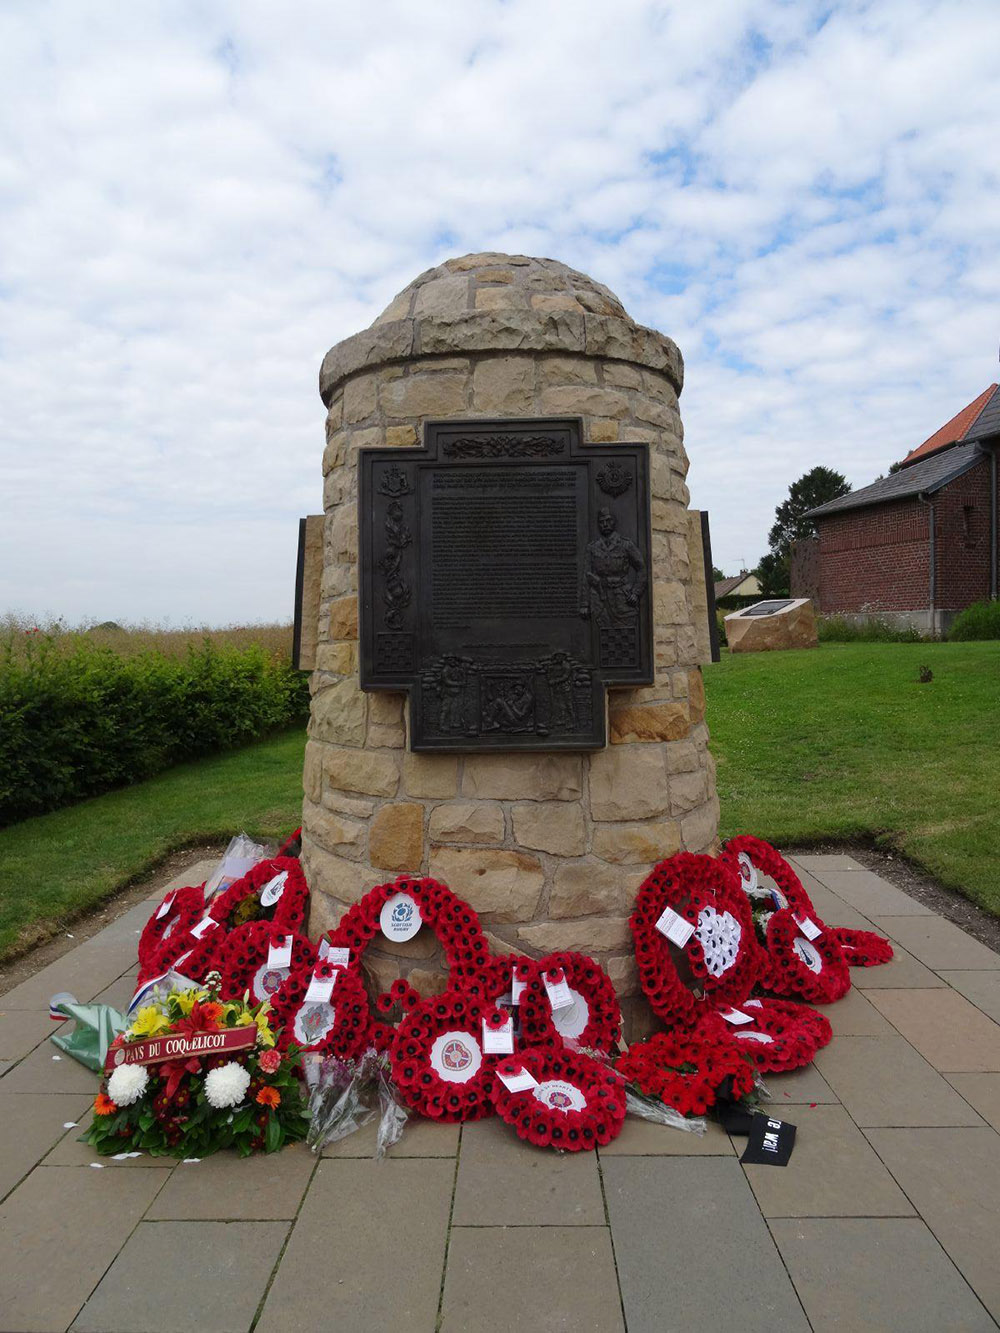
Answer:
268;960;372;1059
276;826;303;859
830;926;894;967
390;990;497;1123
215;921;317;1005
149;916;228;985
630;852;763;1025
137;883;205;977
761;908;851;1004
490;1045;626;1151
518;952;622;1053
208;856;309;934
720;835;811;916
324;875;492;1049
616;1026;757;1117
700;998;833;1074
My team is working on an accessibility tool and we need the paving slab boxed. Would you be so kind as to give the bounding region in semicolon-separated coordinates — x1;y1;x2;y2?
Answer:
814;1035;984;1126
0;1164;170;1332
865;1127;1000;1322
145;1142;315;1218
440;1226;624;1333
739;1104;912;1218
598;1115;735;1155
320;1114;460;1156
71;1219;288;1333
866;988;1000;1072
0;1006;64;1061
764;1063;839;1106
872;916;1000;970
771;1217;995;1333
45;1123;174;1169
793;879;881;930
255;1157;452;1333
91;970;139;1011
939;969;1000;1023
945;1073;1000;1131
787;854;865;874
0;1059;12;1078
0;1041;101;1095
849;943;948;989
603;1156;809;1333
816;987;895;1035
0;1092;95;1200
453;1115;605;1225
0;947;134;1010
817;869;933;916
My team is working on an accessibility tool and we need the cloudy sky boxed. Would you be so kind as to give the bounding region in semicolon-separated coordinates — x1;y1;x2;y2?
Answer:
2;0;997;625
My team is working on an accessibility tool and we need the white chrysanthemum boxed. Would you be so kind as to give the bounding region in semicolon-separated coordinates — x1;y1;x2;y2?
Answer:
204;1062;251;1109
107;1063;149;1106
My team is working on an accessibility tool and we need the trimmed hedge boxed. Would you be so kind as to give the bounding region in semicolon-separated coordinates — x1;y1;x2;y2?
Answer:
0;635;310;825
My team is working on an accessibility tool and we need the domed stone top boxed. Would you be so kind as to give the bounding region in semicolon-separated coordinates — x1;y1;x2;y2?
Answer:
319;252;683;405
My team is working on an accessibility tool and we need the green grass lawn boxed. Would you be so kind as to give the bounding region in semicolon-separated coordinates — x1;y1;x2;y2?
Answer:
706;641;1000;914
0;727;306;960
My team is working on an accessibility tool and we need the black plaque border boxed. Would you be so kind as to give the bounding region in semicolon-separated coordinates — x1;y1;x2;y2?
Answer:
358;417;653;751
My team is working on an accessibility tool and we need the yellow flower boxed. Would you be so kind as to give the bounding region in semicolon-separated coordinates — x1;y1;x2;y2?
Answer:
255;1009;276;1048
173;989;200;1017
128;1006;170;1039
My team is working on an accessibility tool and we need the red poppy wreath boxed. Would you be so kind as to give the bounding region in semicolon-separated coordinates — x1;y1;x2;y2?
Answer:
268;958;372;1059
215;921;317;1005
149;911;228;985
208;856;309;935
490;1045;626;1151
830;926;894;967
616;1026;757;1117
760;908;851;1004
700;998;833;1074
518;952;622;1053
137;883;205;978
720;835;811;915
630;853;763;1025
390;990;497;1123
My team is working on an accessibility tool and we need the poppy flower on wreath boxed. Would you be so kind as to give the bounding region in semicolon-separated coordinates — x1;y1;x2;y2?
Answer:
518;951;622;1052
630;852;764;1026
208;856;309;934
323;875;492;1049
148;911;228;985
698;998;833;1074
215;920;318;1005
616;1025;757;1117
389;989;498;1123
137;884;206;977
276;827;303;859
268;960;371;1059
489;1045;626;1151
760;908;851;1004
830;926;894;967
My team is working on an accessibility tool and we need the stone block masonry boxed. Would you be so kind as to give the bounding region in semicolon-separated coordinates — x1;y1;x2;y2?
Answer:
304;254;718;1033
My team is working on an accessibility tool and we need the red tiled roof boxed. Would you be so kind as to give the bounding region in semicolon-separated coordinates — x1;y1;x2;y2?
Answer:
900;384;999;467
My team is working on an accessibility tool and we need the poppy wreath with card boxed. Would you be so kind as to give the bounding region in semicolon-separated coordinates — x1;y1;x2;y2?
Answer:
616;1026;757;1117
137;884;206;977
215;921;318;1006
760;908;851;1004
830;926;894;967
518;952;622;1053
268;959;371;1059
630;853;763;1026
148;911;229;984
699;998;833;1074
490;1045;626;1151
208;857;309;934
389;990;498;1123
720;835;812;916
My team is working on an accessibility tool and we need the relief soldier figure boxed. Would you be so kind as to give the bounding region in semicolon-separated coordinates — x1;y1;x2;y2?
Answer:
583;507;645;628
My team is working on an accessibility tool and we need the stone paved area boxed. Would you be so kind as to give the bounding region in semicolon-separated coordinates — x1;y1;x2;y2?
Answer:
3;853;1000;1331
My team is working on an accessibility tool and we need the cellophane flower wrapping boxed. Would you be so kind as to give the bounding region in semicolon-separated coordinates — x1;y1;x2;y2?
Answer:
306;1048;406;1158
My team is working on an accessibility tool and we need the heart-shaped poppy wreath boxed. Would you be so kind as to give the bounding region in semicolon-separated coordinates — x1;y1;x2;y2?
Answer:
490;1045;626;1151
631;852;763;1025
138;884;205;978
208;856;309;935
761;908;851;1004
268;959;372;1058
216;921;317;1006
323;875;492;1051
700;997;833;1074
390;990;498;1123
830;925;894;967
518;952;622;1053
616;1025;757;1117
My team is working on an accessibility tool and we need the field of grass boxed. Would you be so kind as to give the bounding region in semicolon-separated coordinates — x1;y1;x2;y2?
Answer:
706;641;1000;914
0;727;306;960
2;613;295;661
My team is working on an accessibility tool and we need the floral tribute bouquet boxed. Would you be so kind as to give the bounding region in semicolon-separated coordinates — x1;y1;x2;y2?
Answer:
83;976;309;1157
615;1026;758;1118
489;1045;626;1151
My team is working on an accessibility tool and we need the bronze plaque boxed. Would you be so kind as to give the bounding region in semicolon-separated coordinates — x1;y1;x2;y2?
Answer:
359;417;652;751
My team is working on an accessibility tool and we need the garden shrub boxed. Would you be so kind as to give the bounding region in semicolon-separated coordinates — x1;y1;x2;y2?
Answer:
817;615;925;643
948;599;1000;641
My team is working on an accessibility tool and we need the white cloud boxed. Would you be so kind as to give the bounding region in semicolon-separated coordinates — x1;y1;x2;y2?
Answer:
0;0;997;622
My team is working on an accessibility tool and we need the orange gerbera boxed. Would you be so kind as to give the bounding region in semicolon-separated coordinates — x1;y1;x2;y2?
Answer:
255;1086;280;1109
199;1002;224;1024
94;1093;118;1116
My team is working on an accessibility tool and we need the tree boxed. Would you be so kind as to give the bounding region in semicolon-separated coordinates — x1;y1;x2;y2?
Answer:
756;465;851;597
711;565;726;583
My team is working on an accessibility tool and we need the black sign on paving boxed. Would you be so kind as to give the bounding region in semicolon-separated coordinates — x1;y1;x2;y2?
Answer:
358;417;653;751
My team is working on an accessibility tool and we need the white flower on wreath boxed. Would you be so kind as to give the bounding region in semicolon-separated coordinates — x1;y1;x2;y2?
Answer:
204;1062;251;1109
107;1063;149;1106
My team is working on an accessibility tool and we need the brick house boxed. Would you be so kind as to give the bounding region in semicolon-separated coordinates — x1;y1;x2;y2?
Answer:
800;384;1000;634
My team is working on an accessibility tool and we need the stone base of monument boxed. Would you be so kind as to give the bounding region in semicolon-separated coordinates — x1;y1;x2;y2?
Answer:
725;598;818;653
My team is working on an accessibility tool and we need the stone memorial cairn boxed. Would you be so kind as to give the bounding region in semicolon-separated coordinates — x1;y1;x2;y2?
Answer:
303;254;718;1037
